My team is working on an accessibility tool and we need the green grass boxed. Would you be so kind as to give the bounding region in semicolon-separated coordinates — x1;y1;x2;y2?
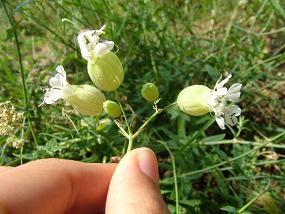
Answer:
1;0;285;213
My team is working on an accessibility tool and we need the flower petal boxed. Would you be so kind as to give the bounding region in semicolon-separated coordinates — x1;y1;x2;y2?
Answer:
49;65;68;88
43;88;63;104
86;30;99;44
216;87;228;96
95;41;114;57
56;65;66;79
216;116;226;130
224;105;241;126
49;76;62;88
215;74;232;90
227;92;241;103
77;32;93;61
227;83;242;94
229;104;241;116
94;25;106;36
225;83;242;102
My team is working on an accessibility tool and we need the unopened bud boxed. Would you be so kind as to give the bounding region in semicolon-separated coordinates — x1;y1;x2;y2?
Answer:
141;83;159;102
88;52;124;91
103;100;121;118
96;118;112;132
177;85;211;116
65;85;106;116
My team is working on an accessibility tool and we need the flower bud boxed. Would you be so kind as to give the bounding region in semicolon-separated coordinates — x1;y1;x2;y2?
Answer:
87;52;124;91
103;100;121;118
65;85;106;116
96;118;112;132
177;85;211;116
141;83;159;102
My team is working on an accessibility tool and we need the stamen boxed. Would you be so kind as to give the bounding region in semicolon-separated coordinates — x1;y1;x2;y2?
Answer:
61;18;81;30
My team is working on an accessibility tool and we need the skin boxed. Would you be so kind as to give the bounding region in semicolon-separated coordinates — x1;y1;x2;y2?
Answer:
0;148;169;214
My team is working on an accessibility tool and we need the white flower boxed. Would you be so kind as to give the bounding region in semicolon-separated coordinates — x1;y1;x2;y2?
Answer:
41;65;72;106
77;25;114;61
208;74;242;130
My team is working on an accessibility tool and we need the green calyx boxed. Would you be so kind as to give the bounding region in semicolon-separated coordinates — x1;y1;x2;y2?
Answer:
88;52;124;92
65;85;106;116
177;85;211;116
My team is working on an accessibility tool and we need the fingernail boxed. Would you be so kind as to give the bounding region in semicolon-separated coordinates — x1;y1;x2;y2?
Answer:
137;147;159;184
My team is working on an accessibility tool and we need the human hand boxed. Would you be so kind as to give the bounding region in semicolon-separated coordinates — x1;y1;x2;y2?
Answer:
0;148;168;214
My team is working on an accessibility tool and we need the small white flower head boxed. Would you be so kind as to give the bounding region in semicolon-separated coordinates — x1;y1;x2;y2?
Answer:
41;66;106;116
208;74;242;129
41;65;72;106
77;25;114;61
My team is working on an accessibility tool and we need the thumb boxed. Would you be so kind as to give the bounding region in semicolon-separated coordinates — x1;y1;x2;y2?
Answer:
106;147;169;214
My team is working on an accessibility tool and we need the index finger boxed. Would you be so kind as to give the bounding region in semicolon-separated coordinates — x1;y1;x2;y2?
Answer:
0;159;117;214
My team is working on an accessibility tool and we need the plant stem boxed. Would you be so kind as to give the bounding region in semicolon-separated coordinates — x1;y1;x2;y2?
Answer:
1;0;38;146
115;90;131;134
114;90;134;153
132;102;177;140
126;135;134;153
237;181;270;213
118;101;177;153
126;102;177;152
200;139;285;149
132;109;161;139
160;141;179;214
19;117;26;165
2;1;28;111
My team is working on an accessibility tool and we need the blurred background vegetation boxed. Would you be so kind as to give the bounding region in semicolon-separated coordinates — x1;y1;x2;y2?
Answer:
1;0;285;213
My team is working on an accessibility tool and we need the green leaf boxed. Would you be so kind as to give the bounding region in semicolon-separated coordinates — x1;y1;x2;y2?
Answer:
220;205;237;213
270;0;285;21
204;64;221;81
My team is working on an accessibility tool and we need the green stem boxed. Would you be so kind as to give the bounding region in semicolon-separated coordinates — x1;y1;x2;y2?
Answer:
126;102;176;152
1;0;37;146
132;102;177;140
200;139;285;149
126;135;134;153
160;142;179;214
19;116;26;165
115;90;131;134
132;110;161;139
177;118;215;154
2;1;28;109
238;181;270;213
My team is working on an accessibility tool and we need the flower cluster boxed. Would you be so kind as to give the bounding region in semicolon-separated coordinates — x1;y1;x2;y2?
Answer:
7;136;25;149
0;102;25;149
42;25;123;117
41;24;242;131
0;102;23;136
